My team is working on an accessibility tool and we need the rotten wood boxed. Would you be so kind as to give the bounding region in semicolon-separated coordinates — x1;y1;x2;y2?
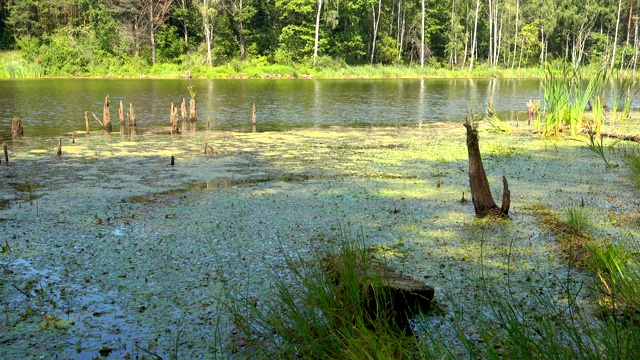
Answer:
464;119;510;217
119;100;125;134
128;103;137;128
11;117;23;137
324;253;434;334
252;103;257;133
189;98;197;125
600;131;640;142
170;103;180;135
102;96;111;132
181;98;187;132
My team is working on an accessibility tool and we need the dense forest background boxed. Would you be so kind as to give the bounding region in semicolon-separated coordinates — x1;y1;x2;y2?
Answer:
0;0;637;75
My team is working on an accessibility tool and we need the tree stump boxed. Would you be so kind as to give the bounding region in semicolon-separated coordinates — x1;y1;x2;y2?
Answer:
181;98;188;132
128;103;137;128
464;119;510;217
119;100;125;135
324;254;434;334
102;96;112;132
252;103;257;133
12;117;23;137
170;103;180;135
189;98;197;126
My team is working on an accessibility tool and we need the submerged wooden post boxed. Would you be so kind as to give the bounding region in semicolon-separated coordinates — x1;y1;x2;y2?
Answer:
181;98;188;132
85;111;90;133
170;103;180;135
103;96;112;132
12;117;23;137
189;98;197;127
57;138;62;156
119;100;125;135
252;103;257;133
170;155;175;166
3;142;7;165
464;118;510;218
128;103;137;128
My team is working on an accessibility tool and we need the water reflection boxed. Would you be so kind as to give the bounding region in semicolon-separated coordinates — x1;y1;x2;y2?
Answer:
0;78;548;140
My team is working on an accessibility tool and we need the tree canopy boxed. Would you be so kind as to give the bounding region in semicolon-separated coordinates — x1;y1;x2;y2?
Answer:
0;0;637;74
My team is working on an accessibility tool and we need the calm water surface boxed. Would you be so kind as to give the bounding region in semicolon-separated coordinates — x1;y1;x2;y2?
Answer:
0;78;542;141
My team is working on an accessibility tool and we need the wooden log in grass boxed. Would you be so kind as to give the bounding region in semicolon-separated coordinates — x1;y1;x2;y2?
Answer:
324;253;434;334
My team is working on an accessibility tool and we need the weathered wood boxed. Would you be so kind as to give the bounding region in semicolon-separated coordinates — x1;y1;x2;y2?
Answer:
181;98;187;132
91;113;104;128
119;100;125;134
128;103;137;128
170;103;180;135
102;96;111;132
85;111;90;133
324;254;434;334
3;142;7;165
11;117;23;137
252;103;257;133
170;155;175;166
189;98;197;125
57;138;62;156
600;131;640;142
464;119;510;217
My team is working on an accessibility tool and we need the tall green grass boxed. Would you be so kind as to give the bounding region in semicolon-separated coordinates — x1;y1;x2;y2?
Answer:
220;228;640;359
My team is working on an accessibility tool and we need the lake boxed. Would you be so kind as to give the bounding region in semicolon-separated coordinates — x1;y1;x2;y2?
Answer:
0;78;542;141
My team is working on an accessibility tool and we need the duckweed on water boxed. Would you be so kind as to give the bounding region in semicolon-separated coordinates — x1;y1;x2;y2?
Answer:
0;124;639;358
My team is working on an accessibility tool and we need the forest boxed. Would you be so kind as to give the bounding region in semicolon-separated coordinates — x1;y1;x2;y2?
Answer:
0;0;638;76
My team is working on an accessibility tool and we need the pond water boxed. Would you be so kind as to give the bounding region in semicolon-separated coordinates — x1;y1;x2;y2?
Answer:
0;78;542;141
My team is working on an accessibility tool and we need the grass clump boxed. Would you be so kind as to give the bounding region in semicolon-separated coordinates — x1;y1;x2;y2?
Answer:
225;232;423;359
565;206;592;233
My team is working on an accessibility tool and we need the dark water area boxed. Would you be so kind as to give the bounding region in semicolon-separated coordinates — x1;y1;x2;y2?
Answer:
0;78;543;141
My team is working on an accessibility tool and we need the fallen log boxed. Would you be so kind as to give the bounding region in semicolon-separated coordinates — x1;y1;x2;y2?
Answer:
323;253;434;334
600;131;640;142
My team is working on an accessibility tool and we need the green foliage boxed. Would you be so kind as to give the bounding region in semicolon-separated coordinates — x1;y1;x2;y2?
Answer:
564;206;592;233
226;232;422;358
584;130;617;169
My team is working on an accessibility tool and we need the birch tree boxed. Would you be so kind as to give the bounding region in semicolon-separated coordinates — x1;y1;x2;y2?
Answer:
201;0;217;65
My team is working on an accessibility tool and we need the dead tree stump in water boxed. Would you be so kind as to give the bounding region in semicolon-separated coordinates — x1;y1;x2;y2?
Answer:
119;100;125;135
85;111;90;133
57;138;62;156
170;103;180;135
464;119;510;218
12;117;23;137
252;103;257;133
3;142;8;165
128;103;137;128
189;98;197;128
102;96;112;132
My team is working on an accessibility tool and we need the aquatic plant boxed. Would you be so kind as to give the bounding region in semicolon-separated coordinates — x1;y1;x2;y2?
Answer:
225;231;423;359
565;206;592;233
584;130;617;169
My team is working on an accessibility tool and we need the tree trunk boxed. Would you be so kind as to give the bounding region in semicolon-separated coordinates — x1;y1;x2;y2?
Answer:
103;96;112;133
371;0;382;65
612;0;623;71
464;120;510;217
511;0;519;69
150;4;156;66
420;0;425;68
313;0;323;67
469;0;480;71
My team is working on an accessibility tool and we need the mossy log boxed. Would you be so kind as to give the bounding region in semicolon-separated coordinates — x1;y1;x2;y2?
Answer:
324;254;434;334
464;120;510;217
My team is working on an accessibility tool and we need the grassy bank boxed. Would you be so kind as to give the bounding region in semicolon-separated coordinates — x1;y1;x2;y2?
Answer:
1;50;623;79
